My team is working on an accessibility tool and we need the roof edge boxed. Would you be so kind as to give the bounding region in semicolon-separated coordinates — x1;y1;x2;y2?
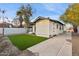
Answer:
32;16;64;25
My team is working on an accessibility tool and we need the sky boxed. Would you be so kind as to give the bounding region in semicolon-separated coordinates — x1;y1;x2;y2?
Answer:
0;3;70;22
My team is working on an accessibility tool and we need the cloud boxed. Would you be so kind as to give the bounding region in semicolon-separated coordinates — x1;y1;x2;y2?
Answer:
31;3;69;21
43;15;60;20
31;15;60;22
42;3;68;14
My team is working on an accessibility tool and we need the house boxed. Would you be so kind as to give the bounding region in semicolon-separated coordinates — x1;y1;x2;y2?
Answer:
0;22;13;28
74;26;79;33
31;16;64;37
64;23;74;32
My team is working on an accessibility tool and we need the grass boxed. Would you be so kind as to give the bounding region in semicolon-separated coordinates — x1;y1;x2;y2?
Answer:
8;34;47;50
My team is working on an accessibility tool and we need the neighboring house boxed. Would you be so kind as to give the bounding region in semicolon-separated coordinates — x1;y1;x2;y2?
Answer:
64;23;74;32
12;17;24;28
12;19;21;28
0;22;13;28
31;16;64;37
77;26;79;33
72;26;79;33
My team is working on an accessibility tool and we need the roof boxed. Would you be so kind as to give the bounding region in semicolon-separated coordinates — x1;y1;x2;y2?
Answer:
33;16;64;25
0;22;12;28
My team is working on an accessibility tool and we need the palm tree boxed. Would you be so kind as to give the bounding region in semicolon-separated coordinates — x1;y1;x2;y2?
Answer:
16;11;23;27
16;4;32;33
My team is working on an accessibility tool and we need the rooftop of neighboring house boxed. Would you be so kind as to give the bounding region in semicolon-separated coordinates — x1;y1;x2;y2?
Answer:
31;16;64;25
0;22;13;28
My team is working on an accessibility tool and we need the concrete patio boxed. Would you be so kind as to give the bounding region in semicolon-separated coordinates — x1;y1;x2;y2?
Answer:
28;33;72;56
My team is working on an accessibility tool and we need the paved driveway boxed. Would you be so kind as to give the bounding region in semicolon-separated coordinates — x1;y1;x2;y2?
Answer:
28;33;72;56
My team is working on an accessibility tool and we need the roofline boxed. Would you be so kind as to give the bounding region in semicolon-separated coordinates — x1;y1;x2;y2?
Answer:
49;19;64;25
32;16;64;25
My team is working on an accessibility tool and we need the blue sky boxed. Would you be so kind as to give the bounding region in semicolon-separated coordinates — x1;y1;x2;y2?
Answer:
0;3;70;22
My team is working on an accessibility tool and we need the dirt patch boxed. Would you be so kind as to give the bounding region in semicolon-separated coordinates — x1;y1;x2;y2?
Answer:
72;33;79;56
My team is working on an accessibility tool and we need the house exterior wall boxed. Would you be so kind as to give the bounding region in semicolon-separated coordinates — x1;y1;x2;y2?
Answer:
35;19;50;37
56;23;64;34
60;25;64;33
56;23;60;34
49;21;58;36
32;19;64;38
49;21;64;37
77;26;79;33
55;23;58;35
49;21;57;36
32;25;36;33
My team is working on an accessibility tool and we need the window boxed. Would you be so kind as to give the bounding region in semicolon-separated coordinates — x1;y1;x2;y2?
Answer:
57;24;58;29
62;25;63;30
60;25;63;30
60;25;61;30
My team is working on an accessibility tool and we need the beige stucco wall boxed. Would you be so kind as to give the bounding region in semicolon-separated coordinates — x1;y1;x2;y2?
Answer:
57;23;64;34
32;25;35;33
35;19;50;37
32;19;64;37
49;21;54;36
49;21;58;36
49;21;64;36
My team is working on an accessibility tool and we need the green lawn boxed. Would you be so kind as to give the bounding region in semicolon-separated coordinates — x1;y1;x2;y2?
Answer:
8;34;47;50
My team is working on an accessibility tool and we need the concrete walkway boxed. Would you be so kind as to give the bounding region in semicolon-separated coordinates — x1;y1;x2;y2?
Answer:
28;33;72;56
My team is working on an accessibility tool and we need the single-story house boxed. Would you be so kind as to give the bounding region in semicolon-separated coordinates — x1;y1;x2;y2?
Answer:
72;25;79;33
0;22;13;28
31;16;64;37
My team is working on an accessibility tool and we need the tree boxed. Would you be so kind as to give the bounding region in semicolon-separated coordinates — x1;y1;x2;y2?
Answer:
16;4;32;33
0;9;6;36
16;11;23;27
60;3;79;26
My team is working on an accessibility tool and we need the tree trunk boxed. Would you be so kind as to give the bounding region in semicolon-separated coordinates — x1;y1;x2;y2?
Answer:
19;16;23;28
73;25;78;33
